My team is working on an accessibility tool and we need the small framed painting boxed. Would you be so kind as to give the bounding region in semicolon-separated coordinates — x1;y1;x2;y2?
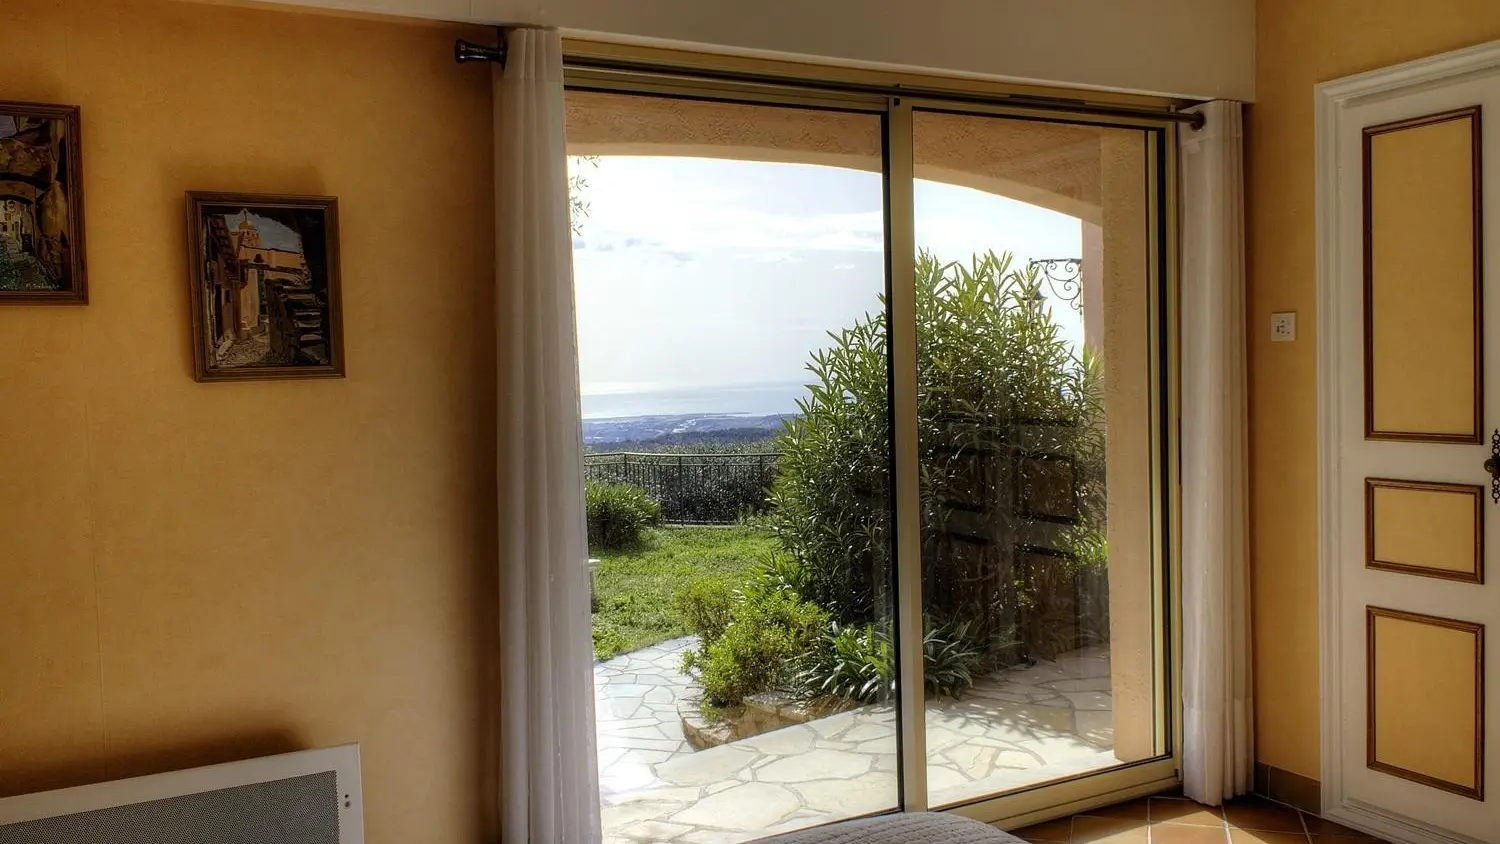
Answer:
0;102;87;304
186;193;344;382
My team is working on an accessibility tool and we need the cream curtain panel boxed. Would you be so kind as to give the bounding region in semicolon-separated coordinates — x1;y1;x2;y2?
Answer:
1179;100;1254;806
494;27;602;843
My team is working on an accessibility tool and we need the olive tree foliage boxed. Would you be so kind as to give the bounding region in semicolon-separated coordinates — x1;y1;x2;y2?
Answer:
768;249;1109;666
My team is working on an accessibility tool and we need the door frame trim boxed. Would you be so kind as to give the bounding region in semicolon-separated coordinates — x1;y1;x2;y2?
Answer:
1316;37;1500;844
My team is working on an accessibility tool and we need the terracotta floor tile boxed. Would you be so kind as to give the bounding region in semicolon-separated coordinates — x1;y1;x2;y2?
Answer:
1070;827;1150;844
1005;792;1371;844
1224;798;1307;834
1079;797;1151;820
1150;823;1232;844
1229;831;1310;844
1010;817;1073;842
1071;815;1150;843
1152;797;1226;826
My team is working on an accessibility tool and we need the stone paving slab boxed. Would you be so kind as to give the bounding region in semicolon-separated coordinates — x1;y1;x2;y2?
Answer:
595;639;1117;844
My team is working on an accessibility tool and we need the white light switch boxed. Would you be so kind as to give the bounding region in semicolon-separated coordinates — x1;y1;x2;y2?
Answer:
1271;311;1297;342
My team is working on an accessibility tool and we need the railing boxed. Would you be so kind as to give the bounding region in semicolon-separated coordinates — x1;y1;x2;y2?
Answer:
584;451;781;525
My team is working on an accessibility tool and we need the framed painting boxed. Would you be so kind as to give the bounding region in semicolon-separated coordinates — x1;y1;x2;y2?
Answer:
186;192;344;382
0;102;86;304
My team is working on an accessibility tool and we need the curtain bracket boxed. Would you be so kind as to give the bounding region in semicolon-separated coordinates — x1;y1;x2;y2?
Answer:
455;26;507;67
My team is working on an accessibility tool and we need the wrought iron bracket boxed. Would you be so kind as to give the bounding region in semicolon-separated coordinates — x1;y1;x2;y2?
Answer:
1028;258;1084;311
1485;429;1500;503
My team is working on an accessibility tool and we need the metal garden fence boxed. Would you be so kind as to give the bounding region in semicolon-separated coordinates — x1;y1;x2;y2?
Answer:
583;451;781;524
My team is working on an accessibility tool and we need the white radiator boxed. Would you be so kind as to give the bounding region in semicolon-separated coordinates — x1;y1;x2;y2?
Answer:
0;744;363;844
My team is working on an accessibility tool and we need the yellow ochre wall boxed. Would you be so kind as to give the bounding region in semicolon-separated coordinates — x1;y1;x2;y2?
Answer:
1250;0;1500;780
0;1;497;841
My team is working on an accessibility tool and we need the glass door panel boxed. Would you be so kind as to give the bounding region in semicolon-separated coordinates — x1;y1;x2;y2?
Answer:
566;89;899;844
909;109;1167;808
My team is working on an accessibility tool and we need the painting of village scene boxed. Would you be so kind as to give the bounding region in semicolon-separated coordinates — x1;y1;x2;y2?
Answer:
187;193;343;381
0;102;85;303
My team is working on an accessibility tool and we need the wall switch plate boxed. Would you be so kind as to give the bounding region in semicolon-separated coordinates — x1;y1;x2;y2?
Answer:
1271;311;1297;342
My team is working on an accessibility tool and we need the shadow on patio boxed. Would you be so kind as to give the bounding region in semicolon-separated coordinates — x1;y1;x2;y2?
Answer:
595;638;1117;844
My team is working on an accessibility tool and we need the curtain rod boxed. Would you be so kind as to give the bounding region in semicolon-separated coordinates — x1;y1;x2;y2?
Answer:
454;29;1206;131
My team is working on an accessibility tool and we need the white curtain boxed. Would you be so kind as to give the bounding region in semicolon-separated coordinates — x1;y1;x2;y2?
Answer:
495;28;602;843
1180;100;1253;806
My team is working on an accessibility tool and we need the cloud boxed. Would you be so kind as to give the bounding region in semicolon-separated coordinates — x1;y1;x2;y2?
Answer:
833;263;857;271
578;158;886;258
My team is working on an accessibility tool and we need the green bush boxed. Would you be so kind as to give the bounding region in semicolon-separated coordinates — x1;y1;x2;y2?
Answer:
922;620;986;698
585;481;662;551
678;578;735;644
794;618;989;703
795;622;895;703
680;563;829;707
768;250;1108;665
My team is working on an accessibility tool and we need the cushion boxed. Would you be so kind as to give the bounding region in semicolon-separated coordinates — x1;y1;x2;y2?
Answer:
755;813;1025;844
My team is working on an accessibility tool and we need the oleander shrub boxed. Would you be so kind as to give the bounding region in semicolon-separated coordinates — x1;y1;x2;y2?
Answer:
768;249;1109;667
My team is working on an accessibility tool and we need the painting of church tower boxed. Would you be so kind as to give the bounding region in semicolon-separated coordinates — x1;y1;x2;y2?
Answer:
188;193;343;381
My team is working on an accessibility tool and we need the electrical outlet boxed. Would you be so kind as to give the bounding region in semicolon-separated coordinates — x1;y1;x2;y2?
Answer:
1271;311;1297;342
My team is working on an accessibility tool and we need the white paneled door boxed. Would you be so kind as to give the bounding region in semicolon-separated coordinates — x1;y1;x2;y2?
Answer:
1319;42;1500;844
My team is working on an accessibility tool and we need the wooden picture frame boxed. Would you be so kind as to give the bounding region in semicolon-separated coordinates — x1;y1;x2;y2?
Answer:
186;192;344;382
0;101;87;304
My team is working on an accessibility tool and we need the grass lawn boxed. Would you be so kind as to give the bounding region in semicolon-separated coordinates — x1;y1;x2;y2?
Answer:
591;525;776;661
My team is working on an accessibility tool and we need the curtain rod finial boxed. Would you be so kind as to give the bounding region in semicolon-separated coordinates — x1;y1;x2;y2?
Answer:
455;28;507;66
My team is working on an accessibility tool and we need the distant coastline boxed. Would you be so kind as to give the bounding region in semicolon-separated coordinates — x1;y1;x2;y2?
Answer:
582;412;794;447
581;381;808;420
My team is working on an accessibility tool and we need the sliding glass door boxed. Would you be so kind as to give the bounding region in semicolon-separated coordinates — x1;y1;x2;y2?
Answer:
567;77;1176;844
907;108;1169;810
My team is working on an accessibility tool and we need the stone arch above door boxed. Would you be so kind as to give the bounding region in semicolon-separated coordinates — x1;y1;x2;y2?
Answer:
565;90;1104;224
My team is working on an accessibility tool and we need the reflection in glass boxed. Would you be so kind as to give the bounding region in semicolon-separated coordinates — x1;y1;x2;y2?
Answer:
913;111;1160;807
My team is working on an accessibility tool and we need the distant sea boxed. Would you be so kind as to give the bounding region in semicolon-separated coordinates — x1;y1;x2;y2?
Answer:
581;381;809;419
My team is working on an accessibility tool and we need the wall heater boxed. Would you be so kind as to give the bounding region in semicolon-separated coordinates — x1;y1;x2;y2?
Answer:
0;744;363;844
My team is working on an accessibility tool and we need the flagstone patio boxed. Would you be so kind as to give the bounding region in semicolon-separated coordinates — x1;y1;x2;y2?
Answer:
594;637;1117;844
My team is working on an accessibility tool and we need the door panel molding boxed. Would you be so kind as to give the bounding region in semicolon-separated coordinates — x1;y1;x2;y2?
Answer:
1365;606;1485;800
1362;106;1484;443
1318;37;1500;844
1365;478;1485;584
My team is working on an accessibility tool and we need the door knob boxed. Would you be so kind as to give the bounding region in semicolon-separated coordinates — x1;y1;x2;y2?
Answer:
1487;429;1500;503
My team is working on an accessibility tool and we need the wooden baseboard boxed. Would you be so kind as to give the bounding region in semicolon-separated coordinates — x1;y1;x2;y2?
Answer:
1254;762;1321;814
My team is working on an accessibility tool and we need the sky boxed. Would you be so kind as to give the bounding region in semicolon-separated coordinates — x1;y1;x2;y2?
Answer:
571;156;1083;418
224;210;303;252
